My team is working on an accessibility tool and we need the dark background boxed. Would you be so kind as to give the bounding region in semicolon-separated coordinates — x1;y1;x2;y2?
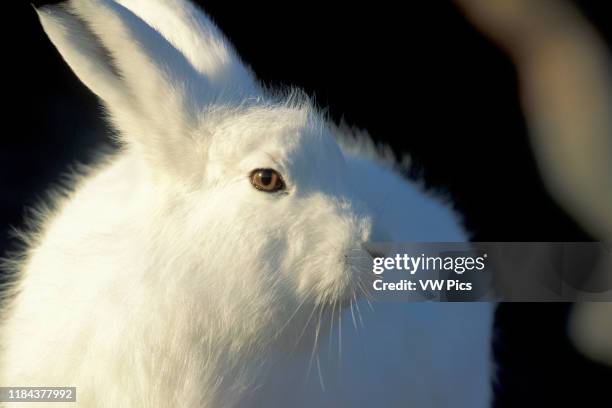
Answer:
4;0;611;406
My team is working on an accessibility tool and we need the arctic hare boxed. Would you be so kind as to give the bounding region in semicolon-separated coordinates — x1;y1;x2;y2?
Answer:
1;0;494;406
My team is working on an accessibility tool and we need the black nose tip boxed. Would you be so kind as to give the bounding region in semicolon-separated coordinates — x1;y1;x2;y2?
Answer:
362;242;387;258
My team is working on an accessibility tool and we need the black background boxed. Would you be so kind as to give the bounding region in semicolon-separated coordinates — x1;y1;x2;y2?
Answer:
4;1;612;406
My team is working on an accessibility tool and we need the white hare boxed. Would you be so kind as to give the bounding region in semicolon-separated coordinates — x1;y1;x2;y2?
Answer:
1;1;494;407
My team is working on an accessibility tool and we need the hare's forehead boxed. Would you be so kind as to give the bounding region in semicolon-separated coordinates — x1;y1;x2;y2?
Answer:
206;107;343;164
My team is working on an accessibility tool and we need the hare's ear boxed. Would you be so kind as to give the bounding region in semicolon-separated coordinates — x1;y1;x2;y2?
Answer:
113;0;258;96
35;4;127;109
36;0;257;177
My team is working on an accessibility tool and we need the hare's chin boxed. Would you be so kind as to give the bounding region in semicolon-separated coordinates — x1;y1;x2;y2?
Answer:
340;255;376;304
336;274;375;308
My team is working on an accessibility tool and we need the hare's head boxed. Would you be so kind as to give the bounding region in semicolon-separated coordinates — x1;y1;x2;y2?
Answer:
37;0;383;340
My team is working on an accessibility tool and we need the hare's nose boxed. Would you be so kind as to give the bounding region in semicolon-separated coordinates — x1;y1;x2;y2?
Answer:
362;242;388;259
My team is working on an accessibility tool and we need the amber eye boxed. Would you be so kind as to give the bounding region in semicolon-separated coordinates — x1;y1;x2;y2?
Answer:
250;168;286;193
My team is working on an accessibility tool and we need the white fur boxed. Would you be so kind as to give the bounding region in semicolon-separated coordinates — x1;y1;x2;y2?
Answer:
1;1;494;406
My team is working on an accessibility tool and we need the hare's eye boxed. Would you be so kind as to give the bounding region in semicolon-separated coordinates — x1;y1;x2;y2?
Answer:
250;169;286;193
